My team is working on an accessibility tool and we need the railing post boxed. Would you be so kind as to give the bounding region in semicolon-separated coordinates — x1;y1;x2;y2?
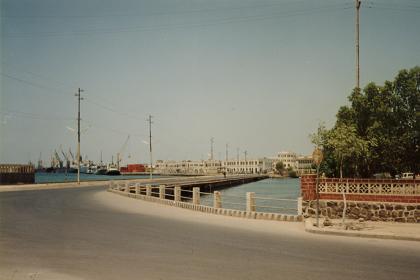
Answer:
213;191;222;208
297;196;303;215
246;192;256;212
159;185;165;199
174;186;181;202
125;182;130;193
193;187;200;205
146;184;152;196
135;183;141;194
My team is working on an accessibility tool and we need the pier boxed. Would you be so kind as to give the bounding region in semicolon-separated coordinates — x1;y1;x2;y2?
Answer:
109;174;302;221
0;164;35;185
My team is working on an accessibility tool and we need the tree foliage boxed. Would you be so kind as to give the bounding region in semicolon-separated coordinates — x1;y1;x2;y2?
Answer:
275;161;284;174
310;66;420;178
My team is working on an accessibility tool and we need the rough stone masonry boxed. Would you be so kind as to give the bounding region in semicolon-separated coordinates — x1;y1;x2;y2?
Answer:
300;174;420;223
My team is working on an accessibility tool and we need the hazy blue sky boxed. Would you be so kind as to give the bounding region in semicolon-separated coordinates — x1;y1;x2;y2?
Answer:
1;0;419;165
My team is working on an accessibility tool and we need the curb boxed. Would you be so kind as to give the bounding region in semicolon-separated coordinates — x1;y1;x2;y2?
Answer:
304;219;420;242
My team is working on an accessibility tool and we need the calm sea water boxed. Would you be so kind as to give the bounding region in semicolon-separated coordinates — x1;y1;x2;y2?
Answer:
200;178;300;214
35;173;300;214
35;172;155;183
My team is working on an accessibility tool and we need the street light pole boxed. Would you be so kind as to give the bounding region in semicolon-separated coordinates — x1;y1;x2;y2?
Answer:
147;115;153;180
75;88;84;185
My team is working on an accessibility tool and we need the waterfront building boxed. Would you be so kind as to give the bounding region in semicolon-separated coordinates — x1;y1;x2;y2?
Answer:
272;151;314;175
154;158;272;175
275;151;298;169
295;155;315;175
222;158;273;174
154;160;214;175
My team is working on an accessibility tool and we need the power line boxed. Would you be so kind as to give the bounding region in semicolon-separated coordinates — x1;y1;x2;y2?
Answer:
0;72;72;97
84;99;143;121
0;61;77;90
0;1;331;19
0;109;74;121
1;70;144;123
3;4;349;38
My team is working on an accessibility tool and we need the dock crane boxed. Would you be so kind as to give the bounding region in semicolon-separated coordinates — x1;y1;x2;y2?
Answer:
68;148;75;164
54;150;63;169
37;152;43;170
60;147;70;169
116;135;130;170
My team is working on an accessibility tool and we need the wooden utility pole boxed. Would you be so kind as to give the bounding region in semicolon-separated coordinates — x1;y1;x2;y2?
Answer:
355;0;361;88
147;115;153;180
75;88;84;185
210;137;214;160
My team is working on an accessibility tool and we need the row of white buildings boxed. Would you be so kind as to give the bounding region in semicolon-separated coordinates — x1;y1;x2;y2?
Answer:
154;151;314;175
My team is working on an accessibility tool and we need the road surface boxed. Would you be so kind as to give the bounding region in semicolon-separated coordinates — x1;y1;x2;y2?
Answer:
1;186;419;279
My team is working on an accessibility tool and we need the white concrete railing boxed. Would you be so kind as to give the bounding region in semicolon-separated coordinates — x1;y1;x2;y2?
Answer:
318;179;420;196
109;181;302;221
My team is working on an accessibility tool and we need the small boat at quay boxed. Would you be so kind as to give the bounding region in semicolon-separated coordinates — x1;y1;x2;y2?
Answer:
105;164;121;176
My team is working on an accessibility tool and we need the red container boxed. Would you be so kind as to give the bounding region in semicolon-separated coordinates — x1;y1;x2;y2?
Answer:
127;164;145;173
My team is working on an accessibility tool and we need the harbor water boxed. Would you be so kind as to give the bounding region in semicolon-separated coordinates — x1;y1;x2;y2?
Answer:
35;173;300;214
35;172;156;183
200;178;300;215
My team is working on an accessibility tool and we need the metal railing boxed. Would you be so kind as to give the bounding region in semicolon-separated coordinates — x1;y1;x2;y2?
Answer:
109;180;300;215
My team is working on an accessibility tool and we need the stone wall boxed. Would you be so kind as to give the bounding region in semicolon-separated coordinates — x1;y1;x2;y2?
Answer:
300;175;420;223
302;200;420;223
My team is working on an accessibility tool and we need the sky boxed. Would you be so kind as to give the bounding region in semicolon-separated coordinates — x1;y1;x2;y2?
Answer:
1;0;419;165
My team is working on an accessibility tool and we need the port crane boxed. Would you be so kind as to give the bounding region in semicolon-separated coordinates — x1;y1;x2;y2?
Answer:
116;135;130;170
60;147;70;169
68;148;75;163
37;152;43;169
54;150;63;168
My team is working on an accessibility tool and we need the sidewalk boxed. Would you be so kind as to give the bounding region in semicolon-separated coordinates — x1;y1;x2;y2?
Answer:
305;218;420;242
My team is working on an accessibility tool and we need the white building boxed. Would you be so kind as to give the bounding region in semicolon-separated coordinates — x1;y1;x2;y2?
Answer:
222;158;273;174
295;155;315;175
155;158;272;175
272;151;314;175
276;151;298;169
154;160;221;175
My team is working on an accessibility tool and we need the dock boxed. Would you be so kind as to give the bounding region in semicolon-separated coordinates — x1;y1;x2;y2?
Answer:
0;164;35;185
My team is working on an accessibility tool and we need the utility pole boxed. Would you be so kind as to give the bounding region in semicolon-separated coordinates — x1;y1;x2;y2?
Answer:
225;143;229;161
75;88;84;185
244;150;247;162
236;148;239;161
355;0;361;88
210;137;214;160
147;115;153;180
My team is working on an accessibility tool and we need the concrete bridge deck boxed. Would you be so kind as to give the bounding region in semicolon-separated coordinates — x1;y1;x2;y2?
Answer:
0;174;267;193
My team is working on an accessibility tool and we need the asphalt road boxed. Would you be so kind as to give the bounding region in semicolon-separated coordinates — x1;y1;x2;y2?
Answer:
1;186;419;280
